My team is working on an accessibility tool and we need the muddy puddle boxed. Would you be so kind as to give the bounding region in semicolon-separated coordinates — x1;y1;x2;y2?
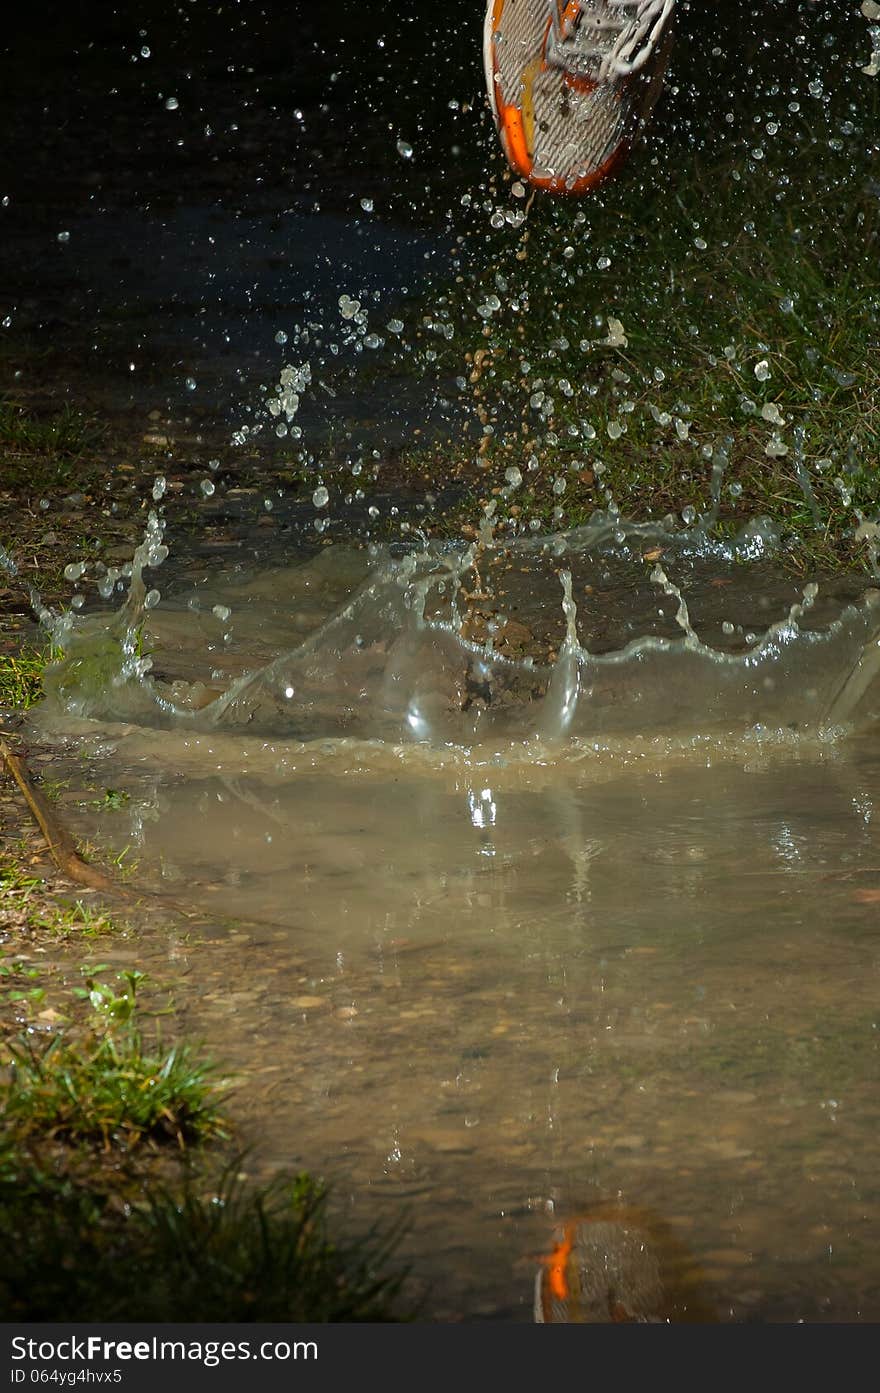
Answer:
27;534;880;1320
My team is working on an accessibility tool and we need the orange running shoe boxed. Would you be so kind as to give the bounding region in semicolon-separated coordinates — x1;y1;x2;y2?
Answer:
483;0;676;195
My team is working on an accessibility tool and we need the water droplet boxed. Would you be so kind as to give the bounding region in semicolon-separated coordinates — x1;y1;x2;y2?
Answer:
212;605;231;622
338;294;361;321
765;435;789;458
754;359;771;381
164;96;179;111
185;376;197;392
396;139;413;159
312;486;329;509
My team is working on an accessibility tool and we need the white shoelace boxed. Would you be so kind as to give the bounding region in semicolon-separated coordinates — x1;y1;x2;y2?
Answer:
545;0;676;81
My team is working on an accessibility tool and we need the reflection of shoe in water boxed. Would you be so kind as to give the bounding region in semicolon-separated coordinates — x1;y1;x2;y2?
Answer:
533;1206;715;1322
483;0;676;195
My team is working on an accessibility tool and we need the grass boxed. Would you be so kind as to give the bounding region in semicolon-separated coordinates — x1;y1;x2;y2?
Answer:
0;934;408;1321
2;1030;228;1149
88;786;130;811
1;967;227;1149
0;643;61;709
0;400;104;493
0;859;43;899
0;1155;406;1321
0;953;406;1321
0;858;126;941
29;898;124;938
0;958;45;1009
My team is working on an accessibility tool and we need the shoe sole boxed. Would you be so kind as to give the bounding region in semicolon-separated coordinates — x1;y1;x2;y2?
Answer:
484;0;672;196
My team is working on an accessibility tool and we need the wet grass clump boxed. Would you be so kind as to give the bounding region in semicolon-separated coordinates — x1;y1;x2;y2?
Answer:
0;400;104;494
0;1156;406;1321
0;862;124;945
2;1028;227;1151
0;950;407;1320
1;967;227;1150
0;645;58;710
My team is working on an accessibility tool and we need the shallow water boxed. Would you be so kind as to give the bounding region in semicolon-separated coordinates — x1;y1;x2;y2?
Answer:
33;541;880;1321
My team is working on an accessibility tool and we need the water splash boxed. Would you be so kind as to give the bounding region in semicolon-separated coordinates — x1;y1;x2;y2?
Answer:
33;521;880;752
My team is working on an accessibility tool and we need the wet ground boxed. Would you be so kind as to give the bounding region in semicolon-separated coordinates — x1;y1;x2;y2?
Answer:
32;714;880;1322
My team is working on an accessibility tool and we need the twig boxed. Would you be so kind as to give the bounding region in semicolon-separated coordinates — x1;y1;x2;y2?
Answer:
0;736;122;894
0;736;193;917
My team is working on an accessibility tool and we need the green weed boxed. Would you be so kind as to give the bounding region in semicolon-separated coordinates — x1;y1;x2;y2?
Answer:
1;1029;227;1150
0;1156;406;1321
0;401;104;493
89;787;130;811
0;645;61;709
24;901;122;940
0;861;43;899
2;969;226;1150
0;959;45;1009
